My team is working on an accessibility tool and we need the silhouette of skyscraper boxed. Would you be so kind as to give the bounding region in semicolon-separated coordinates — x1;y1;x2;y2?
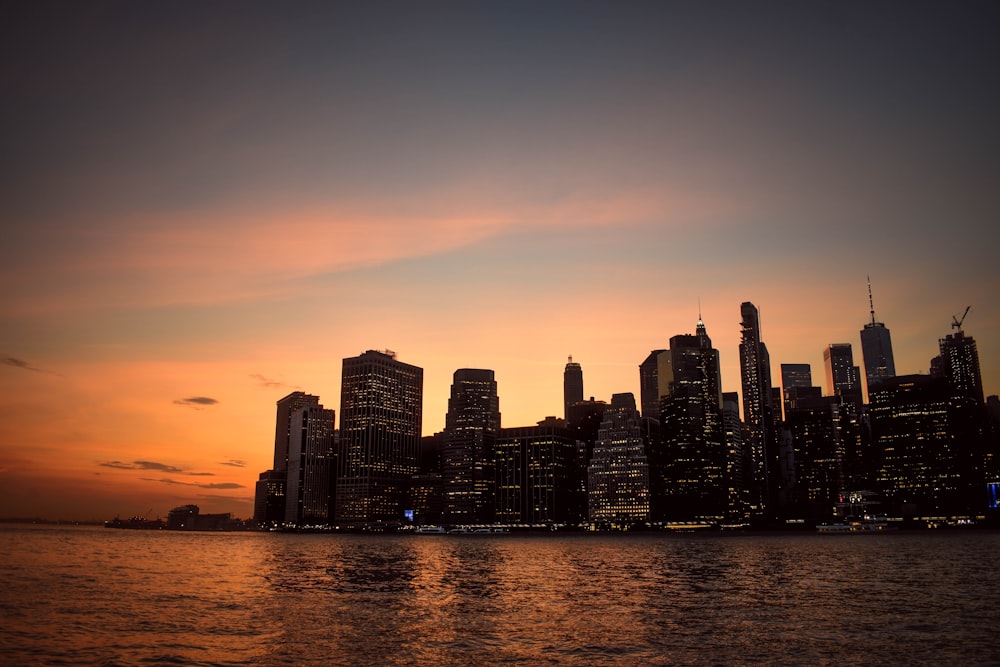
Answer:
284;401;335;525
272;392;321;471
860;278;896;394
496;418;578;525
739;301;777;516
657;317;726;521
563;357;583;420
938;328;984;405
336;350;423;527
639;349;668;421
824;343;863;416
780;363;812;421
588;393;650;525
442;368;500;524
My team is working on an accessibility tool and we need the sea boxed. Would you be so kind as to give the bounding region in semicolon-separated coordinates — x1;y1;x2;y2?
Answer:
1;524;998;667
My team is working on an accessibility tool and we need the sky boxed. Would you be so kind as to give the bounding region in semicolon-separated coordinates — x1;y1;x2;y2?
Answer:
2;1;998;521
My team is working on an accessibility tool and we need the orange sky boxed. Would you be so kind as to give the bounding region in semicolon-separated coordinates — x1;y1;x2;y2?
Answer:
2;2;998;521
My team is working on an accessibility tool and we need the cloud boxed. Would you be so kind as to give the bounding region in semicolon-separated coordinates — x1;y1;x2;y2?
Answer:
219;459;246;468
100;460;183;473
145;478;246;490
173;396;219;408
2;356;43;372
250;374;295;390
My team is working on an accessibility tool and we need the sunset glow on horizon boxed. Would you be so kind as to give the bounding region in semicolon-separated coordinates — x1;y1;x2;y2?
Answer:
2;1;997;521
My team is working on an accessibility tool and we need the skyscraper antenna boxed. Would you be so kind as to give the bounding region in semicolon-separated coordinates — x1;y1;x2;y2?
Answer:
867;276;877;326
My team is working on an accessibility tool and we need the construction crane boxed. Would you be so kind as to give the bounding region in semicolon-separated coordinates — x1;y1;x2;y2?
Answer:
951;306;971;331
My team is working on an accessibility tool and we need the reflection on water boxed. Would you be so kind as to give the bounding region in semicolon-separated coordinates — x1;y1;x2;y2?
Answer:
3;525;1000;666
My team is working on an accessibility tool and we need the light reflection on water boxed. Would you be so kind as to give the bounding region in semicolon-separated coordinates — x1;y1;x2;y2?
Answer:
2;525;999;666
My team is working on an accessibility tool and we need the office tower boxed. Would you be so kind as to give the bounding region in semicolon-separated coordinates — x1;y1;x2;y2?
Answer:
587;393;650;525
938;329;984;405
739;301;777;516
869;375;968;517
563;357;584;420
252;391;321;527
285;401;336;525
860;279;896;393
824;344;864;416
442;369;500;524
272;392;321;471
496;418;579;525
780;363;812;421
722;392;748;521
411;432;445;525
639;349;669;421
656;318;726;522
782;390;845;521
336;350;423;527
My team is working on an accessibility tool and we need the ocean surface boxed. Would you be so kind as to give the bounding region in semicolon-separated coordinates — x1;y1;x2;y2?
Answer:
1;524;998;666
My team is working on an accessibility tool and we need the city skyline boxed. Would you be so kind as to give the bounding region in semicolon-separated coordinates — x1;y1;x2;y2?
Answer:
2;2;998;521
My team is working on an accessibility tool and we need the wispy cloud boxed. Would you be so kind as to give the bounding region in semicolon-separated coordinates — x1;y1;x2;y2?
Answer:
3;356;43;373
250;374;295;390
98;460;214;476
173;396;219;408
219;459;246;468
145;478;245;490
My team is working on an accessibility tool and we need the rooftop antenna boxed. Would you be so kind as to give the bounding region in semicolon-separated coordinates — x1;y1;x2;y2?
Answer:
867;276;877;326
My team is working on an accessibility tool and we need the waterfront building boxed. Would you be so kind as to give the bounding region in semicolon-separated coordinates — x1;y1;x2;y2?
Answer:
336;350;423;527
937;329;984;406
496;418;580;525
722;392;749;521
655;318;726;522
285;401;336;525
739;301;778;516
563;357;584;421
782;390;845;521
588;393;650;526
442;369;501;524
860;279;896;395
253;469;287;526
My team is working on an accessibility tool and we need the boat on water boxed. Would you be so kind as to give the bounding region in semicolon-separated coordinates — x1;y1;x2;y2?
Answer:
817;516;896;534
104;516;164;530
414;525;447;534
413;525;509;535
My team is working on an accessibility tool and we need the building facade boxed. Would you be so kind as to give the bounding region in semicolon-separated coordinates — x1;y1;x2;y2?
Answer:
442;368;501;524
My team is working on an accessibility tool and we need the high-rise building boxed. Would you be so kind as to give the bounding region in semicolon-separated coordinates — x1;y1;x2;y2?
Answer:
285;401;336;525
739;301;777;516
563;357;583;421
781;390;845;521
722;392;748;521
442;369;500;524
780;363;812;421
938;328;984;405
588;393;650;525
656;318;727;522
336;350;423;527
496;418;580;525
253;391;322;527
824;343;864;416
639;349;669;421
860;278;896;394
272;392;321;471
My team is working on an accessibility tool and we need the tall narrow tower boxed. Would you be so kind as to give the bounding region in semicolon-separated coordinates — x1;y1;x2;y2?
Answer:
563;356;584;420
860;278;896;394
336;350;423;527
442;368;501;524
739;301;776;515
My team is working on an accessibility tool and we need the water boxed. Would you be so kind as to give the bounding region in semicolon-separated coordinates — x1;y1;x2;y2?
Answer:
2;525;998;666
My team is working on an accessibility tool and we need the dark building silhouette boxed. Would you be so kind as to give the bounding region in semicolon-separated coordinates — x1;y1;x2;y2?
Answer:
285;401;335;525
739;301;778;517
336;350;423;527
780;363;812;421
253;391;322;527
937;328;984;406
411;432;445;525
824;344;864;417
563;357;584;421
722;392;749;521
781;390;846;521
588;393;650;525
655;318;726;522
442;369;500;524
496;418;579;525
860;279;896;395
639;349;668;422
